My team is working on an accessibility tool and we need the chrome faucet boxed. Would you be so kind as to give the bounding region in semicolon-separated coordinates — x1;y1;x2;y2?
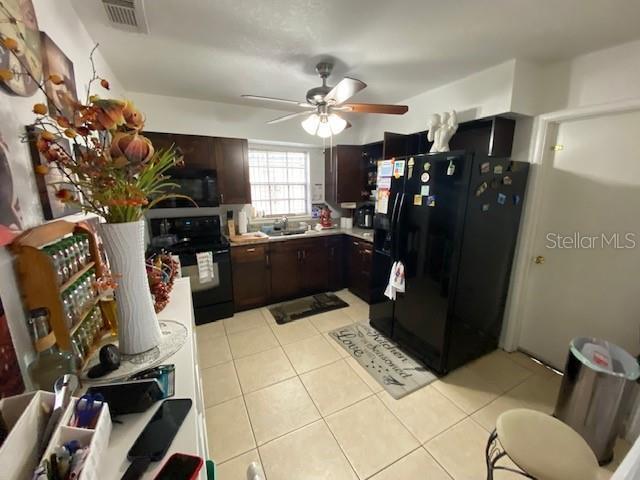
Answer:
275;216;289;231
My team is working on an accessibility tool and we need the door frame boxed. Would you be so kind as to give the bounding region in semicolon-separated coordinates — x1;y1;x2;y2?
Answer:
501;97;640;352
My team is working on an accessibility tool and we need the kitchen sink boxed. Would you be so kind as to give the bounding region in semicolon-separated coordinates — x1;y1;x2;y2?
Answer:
268;229;308;237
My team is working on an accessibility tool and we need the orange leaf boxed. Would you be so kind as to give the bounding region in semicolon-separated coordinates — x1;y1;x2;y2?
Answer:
2;37;18;51
0;68;13;81
33;103;48;115
64;128;77;138
35;164;49;175
48;74;64;85
100;78;110;90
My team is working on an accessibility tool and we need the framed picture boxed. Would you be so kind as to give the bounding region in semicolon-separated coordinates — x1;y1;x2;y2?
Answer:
26;125;81;220
0;0;43;96
0;295;25;398
40;31;77;119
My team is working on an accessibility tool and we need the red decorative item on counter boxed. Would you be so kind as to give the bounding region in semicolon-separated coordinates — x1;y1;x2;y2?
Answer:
320;206;333;228
147;253;179;313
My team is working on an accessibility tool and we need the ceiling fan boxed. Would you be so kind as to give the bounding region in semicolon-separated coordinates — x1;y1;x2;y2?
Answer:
241;62;408;138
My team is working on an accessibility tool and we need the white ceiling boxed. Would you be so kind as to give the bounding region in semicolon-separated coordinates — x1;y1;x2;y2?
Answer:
72;0;640;109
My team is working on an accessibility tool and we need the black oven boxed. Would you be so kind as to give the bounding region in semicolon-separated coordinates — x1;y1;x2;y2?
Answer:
148;216;233;324
152;169;220;208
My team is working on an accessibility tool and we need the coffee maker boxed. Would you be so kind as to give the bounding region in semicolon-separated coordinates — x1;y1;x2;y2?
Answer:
355;205;374;229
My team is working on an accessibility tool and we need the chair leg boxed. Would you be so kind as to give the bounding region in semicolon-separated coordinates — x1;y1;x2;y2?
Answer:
486;428;536;480
486;429;499;480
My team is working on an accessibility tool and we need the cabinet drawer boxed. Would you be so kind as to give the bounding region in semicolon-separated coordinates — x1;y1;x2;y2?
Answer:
231;244;268;263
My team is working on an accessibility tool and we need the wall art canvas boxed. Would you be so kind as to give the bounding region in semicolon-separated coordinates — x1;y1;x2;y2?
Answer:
0;0;43;96
0;295;25;398
0;94;43;241
40;31;77;119
26;125;81;220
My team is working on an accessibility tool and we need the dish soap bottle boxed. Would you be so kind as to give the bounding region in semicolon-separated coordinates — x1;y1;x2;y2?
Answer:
27;308;75;391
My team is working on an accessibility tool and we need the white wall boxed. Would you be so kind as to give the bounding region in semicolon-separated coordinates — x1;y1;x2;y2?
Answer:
510;39;640;116
355;60;517;144
0;0;126;387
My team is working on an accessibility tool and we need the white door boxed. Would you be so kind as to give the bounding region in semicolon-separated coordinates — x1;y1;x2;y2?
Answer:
518;109;640;370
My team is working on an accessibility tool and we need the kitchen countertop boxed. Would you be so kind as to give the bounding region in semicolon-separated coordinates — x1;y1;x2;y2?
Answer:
229;226;374;246
100;278;208;479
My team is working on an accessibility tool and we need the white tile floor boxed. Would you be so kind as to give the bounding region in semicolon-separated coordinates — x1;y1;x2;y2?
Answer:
197;290;629;479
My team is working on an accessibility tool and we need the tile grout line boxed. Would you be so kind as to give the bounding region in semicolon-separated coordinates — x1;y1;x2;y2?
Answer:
225;332;269;479
293;358;363;479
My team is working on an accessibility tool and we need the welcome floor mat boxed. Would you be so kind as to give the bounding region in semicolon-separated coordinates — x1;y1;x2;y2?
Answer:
328;323;436;399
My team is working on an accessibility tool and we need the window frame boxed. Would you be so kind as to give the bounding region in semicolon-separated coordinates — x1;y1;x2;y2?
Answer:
248;147;310;217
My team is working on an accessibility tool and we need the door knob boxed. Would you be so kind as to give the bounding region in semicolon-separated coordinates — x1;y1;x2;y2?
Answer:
534;255;545;264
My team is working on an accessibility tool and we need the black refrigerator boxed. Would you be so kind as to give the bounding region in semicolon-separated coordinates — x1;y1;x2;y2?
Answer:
369;151;529;374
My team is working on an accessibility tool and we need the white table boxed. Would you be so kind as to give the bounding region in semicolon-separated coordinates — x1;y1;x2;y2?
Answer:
101;278;209;479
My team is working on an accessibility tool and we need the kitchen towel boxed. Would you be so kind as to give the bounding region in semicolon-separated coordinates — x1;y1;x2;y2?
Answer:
384;261;405;300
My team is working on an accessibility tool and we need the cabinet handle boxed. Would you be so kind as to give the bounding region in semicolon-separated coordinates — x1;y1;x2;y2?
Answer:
302;250;306;260
220;193;224;203
265;253;270;267
246;248;256;252
297;250;301;261
331;247;335;256
353;241;359;246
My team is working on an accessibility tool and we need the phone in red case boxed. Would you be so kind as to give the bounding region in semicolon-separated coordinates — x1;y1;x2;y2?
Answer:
153;453;203;480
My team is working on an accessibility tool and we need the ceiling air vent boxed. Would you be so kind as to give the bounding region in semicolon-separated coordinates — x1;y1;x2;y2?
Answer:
102;0;149;34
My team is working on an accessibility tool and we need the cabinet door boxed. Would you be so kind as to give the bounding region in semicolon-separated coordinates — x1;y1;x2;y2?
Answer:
300;238;329;293
145;131;215;170
215;137;251;204
348;238;362;293
335;145;365;203
359;243;373;302
231;245;271;310
327;236;344;290
270;242;301;301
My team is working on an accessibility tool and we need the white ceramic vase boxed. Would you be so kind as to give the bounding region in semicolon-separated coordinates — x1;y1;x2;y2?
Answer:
100;220;161;355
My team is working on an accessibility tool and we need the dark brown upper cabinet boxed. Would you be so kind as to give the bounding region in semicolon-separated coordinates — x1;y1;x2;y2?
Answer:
324;144;366;205
144;132;252;205
144;131;215;170
214;137;251;205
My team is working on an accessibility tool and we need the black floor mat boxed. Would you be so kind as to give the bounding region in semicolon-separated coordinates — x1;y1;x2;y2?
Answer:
269;293;349;325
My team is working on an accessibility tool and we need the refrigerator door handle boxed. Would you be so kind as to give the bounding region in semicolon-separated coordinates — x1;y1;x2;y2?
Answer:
389;192;400;259
394;193;406;262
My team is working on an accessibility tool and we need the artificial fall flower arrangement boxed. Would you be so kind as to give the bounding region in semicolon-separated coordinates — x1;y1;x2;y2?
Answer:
1;40;188;224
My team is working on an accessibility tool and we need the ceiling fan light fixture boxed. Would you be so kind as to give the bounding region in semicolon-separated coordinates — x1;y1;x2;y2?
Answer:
316;119;332;138
328;113;347;134
301;113;320;135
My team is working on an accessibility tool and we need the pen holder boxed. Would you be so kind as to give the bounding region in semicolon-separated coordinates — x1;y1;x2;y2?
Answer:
0;392;111;480
40;397;112;480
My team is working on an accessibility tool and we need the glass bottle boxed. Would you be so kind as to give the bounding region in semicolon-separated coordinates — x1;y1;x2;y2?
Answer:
27;308;76;391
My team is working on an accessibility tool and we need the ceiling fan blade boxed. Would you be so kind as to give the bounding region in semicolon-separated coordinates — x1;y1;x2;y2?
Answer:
266;111;312;124
338;103;408;115
324;77;367;105
242;95;314;108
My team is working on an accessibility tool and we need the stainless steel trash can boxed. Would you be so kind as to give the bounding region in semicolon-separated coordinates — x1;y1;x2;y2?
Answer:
554;337;640;464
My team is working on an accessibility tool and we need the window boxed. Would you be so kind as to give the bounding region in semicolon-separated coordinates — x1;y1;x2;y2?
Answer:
248;149;309;216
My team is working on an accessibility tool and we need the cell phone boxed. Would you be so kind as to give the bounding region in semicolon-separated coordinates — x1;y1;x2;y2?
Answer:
153;453;203;480
128;398;192;462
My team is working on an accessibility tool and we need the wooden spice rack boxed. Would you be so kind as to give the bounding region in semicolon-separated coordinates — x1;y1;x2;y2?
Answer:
10;220;115;353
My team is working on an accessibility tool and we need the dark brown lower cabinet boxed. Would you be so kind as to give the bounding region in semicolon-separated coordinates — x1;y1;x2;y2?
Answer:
270;237;329;302
231;235;367;310
269;241;302;301
231;244;271;310
347;237;373;302
326;236;344;290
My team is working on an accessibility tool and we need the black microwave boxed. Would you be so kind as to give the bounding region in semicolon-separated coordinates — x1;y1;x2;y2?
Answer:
151;169;220;208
